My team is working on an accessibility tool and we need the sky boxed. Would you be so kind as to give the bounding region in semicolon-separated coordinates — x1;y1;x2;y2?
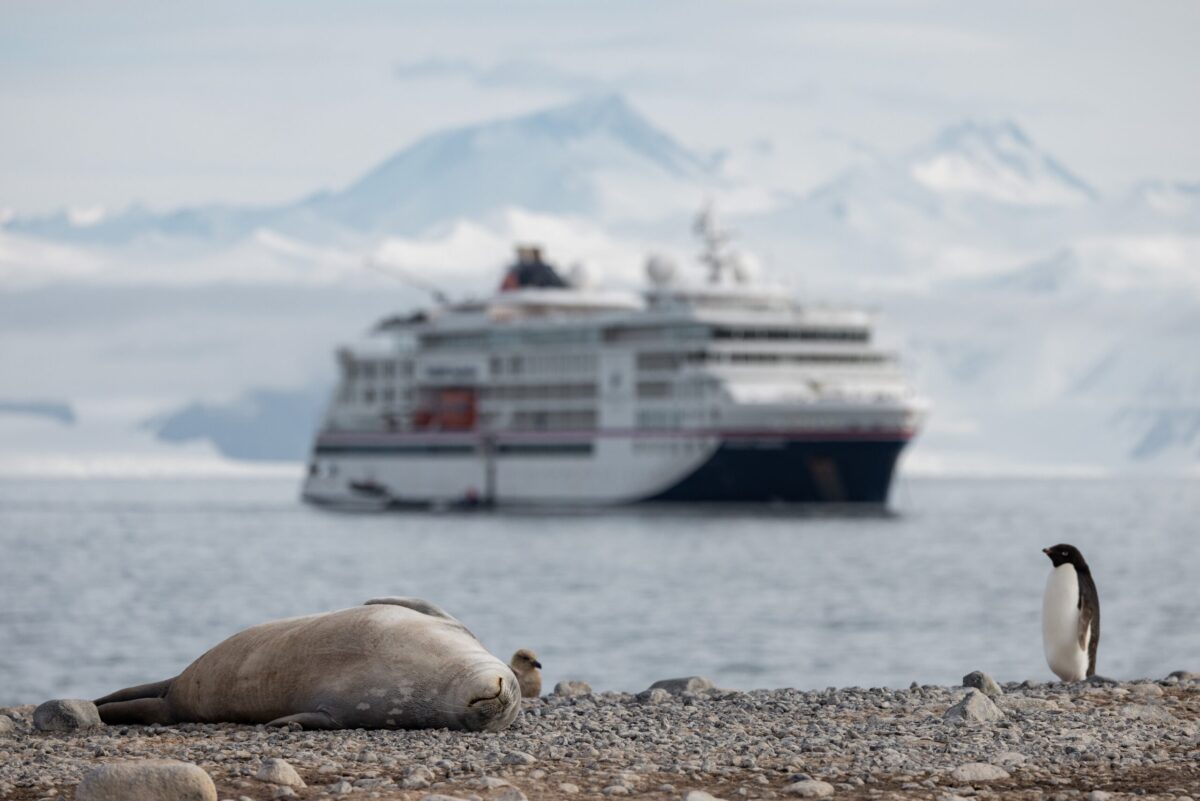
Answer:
1;1;1198;215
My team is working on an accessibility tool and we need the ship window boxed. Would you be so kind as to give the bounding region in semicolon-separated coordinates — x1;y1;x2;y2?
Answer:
490;356;503;375
383;362;396;379
361;362;376;379
637;381;673;399
509;355;523;374
363;388;376;404
637;352;683;371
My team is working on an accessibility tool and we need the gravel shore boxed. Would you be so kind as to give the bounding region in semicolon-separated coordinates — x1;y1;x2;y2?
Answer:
1;675;1196;801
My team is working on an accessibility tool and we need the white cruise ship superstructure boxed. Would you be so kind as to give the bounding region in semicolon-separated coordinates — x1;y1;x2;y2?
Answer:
303;217;925;508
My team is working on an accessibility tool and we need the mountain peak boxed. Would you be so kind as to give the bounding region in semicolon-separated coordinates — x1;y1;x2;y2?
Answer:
910;118;1096;206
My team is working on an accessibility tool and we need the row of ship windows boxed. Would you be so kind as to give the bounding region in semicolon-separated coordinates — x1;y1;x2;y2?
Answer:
510;410;598;430
343;386;415;404
695;351;884;366
481;383;597;400
711;326;868;342
490;353;597;376
346;361;415;380
420;324;867;350
343;342;876;384
343;381;711;405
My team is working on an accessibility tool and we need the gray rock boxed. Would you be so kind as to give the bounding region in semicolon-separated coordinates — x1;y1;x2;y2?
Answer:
270;788;296;800
962;670;1004;697
75;759;217;801
559;783;581;794
1120;703;1174;721
784;779;835;797
1129;682;1163;698
0;715;15;735
494;789;529;801
602;787;630;796
419;795;471;801
33;699;102;732
950;762;1010;782
254;758;305;787
649;676;714;694
501;751;537;765
1167;670;1198;681
1086;792;1112;801
554;681;593;697
326;780;354;795
684;792;726;801
637;688;672;704
943;689;1004;723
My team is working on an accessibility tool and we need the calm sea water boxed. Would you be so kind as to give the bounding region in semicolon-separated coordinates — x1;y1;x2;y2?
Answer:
1;475;1197;707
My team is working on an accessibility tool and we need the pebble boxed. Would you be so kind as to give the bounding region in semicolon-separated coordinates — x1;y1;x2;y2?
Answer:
0;677;1194;798
950;762;1010;782
962;670;1004;698
33;699;102;732
784;779;836;797
649;676;714;694
684;792;725;801
554;681;594;697
1086;792;1112;801
75;759;216;801
493;789;528;801
0;715;16;734
254;757;305;787
943;689;1004;723
638;687;672;704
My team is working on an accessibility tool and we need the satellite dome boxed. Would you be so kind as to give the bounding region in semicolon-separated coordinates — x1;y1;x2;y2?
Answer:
645;254;677;286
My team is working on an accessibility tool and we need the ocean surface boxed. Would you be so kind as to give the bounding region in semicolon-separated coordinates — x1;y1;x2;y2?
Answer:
1;475;1197;707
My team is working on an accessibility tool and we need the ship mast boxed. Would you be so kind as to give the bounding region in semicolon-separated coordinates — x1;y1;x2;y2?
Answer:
692;202;736;285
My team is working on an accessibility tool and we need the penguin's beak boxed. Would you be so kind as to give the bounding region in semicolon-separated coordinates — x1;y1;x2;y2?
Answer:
1042;547;1052;557
532;660;543;669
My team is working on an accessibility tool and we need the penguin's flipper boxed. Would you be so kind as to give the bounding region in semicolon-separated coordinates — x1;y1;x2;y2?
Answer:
1077;572;1100;677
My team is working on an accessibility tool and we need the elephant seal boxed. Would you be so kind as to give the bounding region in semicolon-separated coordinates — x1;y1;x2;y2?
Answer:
94;597;521;731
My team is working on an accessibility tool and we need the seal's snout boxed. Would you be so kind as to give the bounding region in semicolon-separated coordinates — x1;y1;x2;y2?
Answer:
467;676;505;706
459;668;521;732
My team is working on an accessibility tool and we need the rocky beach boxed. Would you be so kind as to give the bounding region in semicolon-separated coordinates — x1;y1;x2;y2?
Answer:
1;673;1196;801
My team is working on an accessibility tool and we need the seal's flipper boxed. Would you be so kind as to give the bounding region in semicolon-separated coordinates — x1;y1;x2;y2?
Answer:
94;678;173;706
266;711;340;730
97;697;173;725
365;597;457;622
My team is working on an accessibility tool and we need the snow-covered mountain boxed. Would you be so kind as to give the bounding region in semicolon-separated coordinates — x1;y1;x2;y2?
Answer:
3;94;719;247
1;96;1197;474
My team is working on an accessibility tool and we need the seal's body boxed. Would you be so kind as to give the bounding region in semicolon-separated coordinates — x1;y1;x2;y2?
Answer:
1041;544;1100;682
95;598;521;731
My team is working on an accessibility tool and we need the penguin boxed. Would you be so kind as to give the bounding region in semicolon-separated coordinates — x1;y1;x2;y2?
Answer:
1041;543;1100;681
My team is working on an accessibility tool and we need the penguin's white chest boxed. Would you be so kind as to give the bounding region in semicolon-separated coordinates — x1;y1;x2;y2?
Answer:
1042;564;1088;681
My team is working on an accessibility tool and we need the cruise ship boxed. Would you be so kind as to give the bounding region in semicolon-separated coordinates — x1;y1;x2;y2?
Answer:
302;213;926;509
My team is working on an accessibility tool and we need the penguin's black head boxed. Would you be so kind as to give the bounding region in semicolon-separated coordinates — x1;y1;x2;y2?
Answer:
1043;543;1087;569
